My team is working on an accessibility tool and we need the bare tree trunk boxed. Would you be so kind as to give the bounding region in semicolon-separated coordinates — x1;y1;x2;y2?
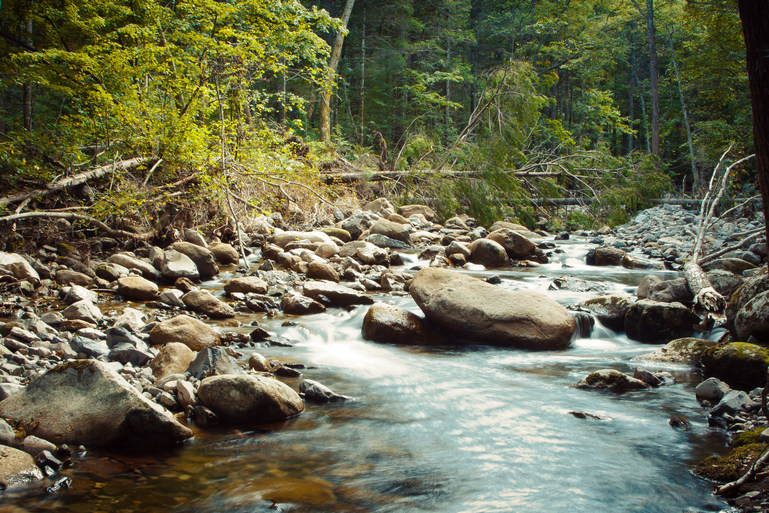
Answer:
669;35;698;194
22;20;33;131
739;0;769;272
627;25;636;155
359;1;366;147
631;0;660;158
320;0;356;146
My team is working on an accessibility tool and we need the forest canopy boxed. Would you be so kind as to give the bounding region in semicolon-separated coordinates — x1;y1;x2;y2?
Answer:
0;0;760;232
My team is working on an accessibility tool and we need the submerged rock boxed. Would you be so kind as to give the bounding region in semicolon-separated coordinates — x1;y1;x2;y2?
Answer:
0;445;44;489
197;374;304;424
299;379;349;403
409;267;575;350
0;360;192;449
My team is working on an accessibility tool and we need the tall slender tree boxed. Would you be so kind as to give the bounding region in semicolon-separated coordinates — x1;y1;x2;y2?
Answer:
320;0;356;146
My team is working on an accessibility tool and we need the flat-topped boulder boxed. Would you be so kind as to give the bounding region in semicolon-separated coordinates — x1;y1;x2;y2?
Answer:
149;314;221;350
271;230;332;248
303;280;374;307
409;268;576;350
0;360;192;449
362;303;449;345
197;374;304;424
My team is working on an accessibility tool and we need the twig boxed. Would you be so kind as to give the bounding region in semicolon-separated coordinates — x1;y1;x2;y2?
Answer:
142;158;164;187
716;446;769;497
0;211;155;240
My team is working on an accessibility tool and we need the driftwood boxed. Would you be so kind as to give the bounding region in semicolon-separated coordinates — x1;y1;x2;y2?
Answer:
0;211;155;240
0;157;148;209
685;148;754;314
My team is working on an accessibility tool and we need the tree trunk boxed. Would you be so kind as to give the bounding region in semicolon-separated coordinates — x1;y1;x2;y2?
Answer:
22;20;33;131
359;1;366;147
631;0;660;157
669;35;698;194
738;0;769;271
627;25;636;155
320;0;356;146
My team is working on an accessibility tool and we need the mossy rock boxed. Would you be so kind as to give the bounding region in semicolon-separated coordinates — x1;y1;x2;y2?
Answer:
732;428;765;448
694;443;768;483
635;337;716;365
702;257;757;275
726;268;769;332
701;342;769;391
579;295;634;331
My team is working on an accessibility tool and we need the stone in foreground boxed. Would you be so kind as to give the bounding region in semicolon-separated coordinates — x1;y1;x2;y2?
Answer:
149;314;221;351
409;268;575;350
0;360;192;449
575;369;649;392
197;374;304;424
362;302;449;345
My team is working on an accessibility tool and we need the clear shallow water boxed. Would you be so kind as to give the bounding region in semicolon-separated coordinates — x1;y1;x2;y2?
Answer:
3;238;732;512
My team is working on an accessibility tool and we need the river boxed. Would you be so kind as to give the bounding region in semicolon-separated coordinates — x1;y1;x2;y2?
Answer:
4;237;733;512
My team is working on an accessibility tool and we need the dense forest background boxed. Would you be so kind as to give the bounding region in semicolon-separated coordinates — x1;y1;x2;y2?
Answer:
0;0;759;236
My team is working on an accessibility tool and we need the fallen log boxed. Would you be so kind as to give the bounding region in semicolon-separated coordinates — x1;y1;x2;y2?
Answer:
0;211;155;241
0;157;149;209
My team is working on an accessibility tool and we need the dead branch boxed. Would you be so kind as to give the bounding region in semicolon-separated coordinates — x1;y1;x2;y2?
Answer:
699;229;765;265
715;446;769;497
0;157;148;210
0;211;155;240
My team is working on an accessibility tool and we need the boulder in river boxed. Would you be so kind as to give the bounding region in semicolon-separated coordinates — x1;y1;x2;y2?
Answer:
282;292;326;315
575;369;650;392
726;267;769;332
0;360;192;449
224;276;269;295
197;374;304;424
634;337;717;365
578;294;635;331
467;238;509;268
116;276;160;301
486;229;535;260
170;241;219;279
186;347;245;380
160;249;200;282
150;342;197;379
208;242;239;266
299;379;349;403
0;252;40;282
181;290;235;318
409;267;576;350
302;280;374;308
149;314;220;351
623;299;700;344
733;290;769;343
701;342;769;391
362;302;449;345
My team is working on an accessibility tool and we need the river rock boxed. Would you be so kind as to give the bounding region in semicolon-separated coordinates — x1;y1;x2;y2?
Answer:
578;294;635;331
108;253;158;279
208;242;239;266
113;307;146;333
321;227;351;242
701;342;769;391
362;303;449;345
398;204;435;221
644;277;693;303
70;336;109;358
634;337;717;365
706;269;743;298
734;290;769;343
197;374;304;424
303;280;374;308
409;267;576;350
62;299;103;325
467;238;509;268
116;276;160;301
187;347;244;380
62;284;98;305
271;230;331;249
369;218;411;243
306;261;341;282
591;246;627;266
702;257;756;275
248;352;272;372
224;276;269;295
299;379;348;403
150;342;196;379
282;293;326;315
0;252;40;282
0;360;192;448
362;198;395;217
726;268;769;331
55;269;93;287
170;241;219;279
623;299;700;344
181;290;235;318
575;369;649;392
338;211;380;240
160;249;200;282
0;445;44;489
696;377;731;404
159;289;185;307
487;229;535;259
149;314;220;351
710;390;759;417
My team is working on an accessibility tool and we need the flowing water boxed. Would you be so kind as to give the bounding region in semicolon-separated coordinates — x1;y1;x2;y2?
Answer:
4;238;733;512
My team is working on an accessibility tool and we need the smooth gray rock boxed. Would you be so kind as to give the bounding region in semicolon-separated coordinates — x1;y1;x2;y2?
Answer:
149;315;220;351
62;299;102;324
696;377;731;404
197;374;304;424
186;347;245;380
0;360;192;448
575;369;650;392
161;249;200;282
170;241;219;279
299;379;349;403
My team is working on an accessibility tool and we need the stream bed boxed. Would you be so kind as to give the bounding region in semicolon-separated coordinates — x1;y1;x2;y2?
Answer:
3;238;733;513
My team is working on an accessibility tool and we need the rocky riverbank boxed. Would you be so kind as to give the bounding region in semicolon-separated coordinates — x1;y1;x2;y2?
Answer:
0;200;767;510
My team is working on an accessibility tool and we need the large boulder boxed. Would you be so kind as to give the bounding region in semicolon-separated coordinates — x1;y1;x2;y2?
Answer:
149;314;220;351
467;238;509;268
197;374;304;424
701;342;769;391
61;299;102;325
0;360;192;449
591;246;627;266
186;347;245;380
623;299;700;344
208;242;240;266
282;292;326;315
116;276;160;301
362;303;449;345
181;290;235;318
302;280;374;308
397;204;435;221
487;229;535;259
160;249;200;282
734;290;769;343
271;231;331;249
0;446;43;489
170;241;219;279
107;253;158;279
409;268;576;350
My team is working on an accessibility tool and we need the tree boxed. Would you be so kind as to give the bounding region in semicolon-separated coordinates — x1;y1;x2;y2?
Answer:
319;0;356;146
738;0;769;268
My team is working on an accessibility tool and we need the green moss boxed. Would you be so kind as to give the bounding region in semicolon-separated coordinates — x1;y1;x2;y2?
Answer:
732;429;764;448
695;443;768;483
702;342;769;391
